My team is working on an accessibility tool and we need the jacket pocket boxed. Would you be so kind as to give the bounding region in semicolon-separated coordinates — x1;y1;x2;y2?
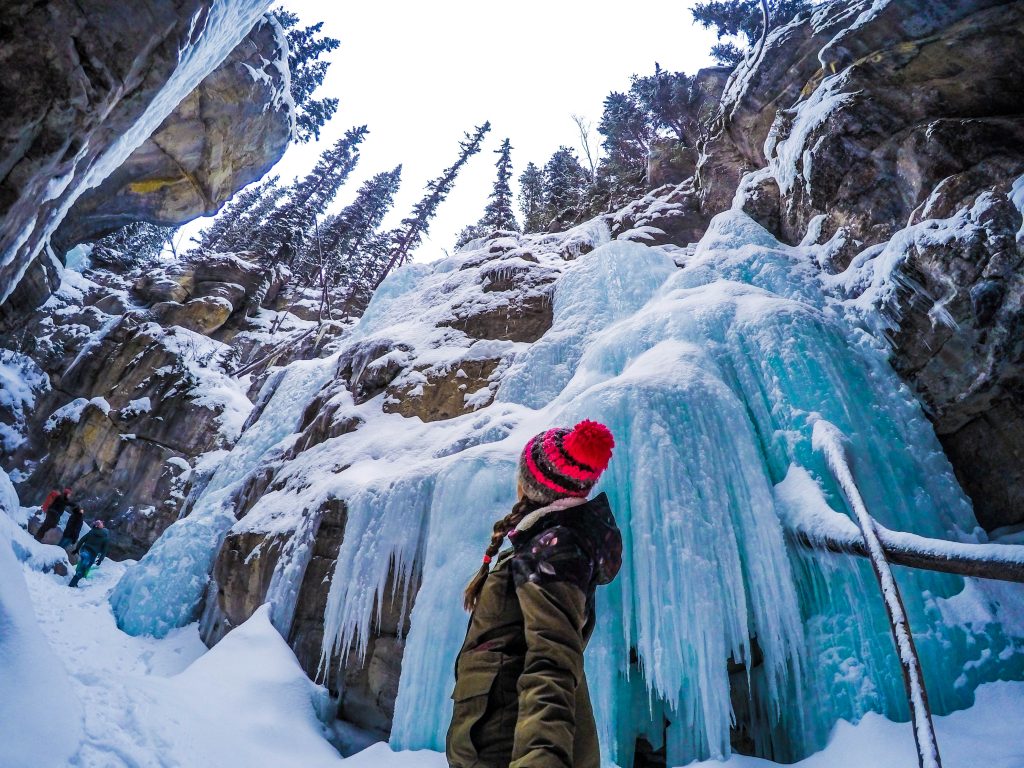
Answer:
447;650;507;767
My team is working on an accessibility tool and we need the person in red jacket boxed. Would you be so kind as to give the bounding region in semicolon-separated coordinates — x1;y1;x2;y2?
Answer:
35;488;72;542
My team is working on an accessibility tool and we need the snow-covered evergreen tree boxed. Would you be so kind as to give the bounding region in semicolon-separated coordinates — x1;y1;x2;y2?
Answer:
597;91;652;202
372;121;491;289
320;165;402;259
300;165;402;302
479;138;518;233
542;147;588;227
455;223;489;249
219;179;287;255
196;175;281;254
250;125;368;266
272;8;341;142
518;162;546;233
630;64;700;146
91;222;176;269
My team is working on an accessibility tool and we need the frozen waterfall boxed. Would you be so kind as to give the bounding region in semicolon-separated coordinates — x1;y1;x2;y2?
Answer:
322;213;1024;766
106;207;1024;766
110;357;336;638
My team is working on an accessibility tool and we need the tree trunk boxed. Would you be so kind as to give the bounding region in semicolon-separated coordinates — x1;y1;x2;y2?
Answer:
813;421;942;768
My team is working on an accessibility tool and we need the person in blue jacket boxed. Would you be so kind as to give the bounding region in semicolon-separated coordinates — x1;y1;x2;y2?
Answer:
69;520;109;588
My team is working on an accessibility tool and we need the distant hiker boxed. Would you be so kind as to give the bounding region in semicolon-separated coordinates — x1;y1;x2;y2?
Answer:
35;487;72;542
447;420;622;768
58;505;85;549
69;520;109;588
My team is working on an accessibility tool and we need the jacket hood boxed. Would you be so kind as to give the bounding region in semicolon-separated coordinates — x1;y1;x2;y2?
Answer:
513;492;622;586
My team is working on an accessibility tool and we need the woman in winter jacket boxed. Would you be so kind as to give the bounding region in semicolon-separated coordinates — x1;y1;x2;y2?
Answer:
446;420;622;768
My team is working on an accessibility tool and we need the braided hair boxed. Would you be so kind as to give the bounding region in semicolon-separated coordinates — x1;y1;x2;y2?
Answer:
463;498;539;611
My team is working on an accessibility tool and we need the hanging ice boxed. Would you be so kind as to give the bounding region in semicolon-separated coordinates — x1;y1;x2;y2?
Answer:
110;356;336;638
319;212;1024;767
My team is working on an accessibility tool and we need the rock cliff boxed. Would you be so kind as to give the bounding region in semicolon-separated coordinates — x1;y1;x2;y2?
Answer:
1;252;327;560
712;0;1024;529
0;1;298;556
52;17;293;251
0;0;273;307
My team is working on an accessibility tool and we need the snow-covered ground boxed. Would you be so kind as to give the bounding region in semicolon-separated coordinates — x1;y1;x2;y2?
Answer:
7;547;1024;768
8;545;447;768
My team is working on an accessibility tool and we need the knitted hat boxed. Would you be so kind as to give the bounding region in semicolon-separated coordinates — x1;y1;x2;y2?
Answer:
518;420;615;504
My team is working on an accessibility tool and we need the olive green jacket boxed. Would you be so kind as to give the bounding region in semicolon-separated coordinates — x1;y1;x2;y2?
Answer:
446;493;622;768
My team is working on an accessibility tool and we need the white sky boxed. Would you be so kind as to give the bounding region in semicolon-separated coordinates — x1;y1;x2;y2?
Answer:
183;1;720;262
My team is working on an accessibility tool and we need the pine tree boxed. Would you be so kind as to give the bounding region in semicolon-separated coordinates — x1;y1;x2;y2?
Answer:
372;122;491;289
337;229;394;316
299;165;402;291
196;175;280;253
91;222;176;269
220;180;287;255
321;165;402;258
691;0;810;66
630;64;699;146
250;125;368;265
479;138;519;233
273;8;341;142
542;147;588;227
518;162;546;233
455;224;489;249
596;92;652;201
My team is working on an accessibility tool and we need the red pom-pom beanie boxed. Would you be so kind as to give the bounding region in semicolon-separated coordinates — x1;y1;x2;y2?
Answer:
518;420;615;504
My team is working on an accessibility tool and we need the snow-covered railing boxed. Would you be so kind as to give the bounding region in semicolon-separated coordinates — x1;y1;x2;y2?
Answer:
812;420;942;768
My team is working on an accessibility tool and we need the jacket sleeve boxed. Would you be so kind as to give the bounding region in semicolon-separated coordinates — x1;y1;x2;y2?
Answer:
42;491;56;514
509;529;593;768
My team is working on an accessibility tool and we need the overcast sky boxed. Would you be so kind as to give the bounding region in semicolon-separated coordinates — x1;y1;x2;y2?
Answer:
186;1;720;261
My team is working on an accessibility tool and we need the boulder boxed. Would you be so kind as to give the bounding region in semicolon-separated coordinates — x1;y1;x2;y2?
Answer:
133;273;192;305
153;296;233;335
52;18;292;250
610;179;710;246
384;358;502;422
194;280;247;310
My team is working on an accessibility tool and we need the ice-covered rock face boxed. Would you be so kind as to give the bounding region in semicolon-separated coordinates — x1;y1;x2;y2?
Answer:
366;215;1024;765
0;0;273;306
114;207;1024;765
52;16;293;251
700;0;1024;530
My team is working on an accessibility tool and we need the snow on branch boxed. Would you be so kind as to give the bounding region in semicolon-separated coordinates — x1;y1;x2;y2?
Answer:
808;419;942;768
778;463;1024;584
